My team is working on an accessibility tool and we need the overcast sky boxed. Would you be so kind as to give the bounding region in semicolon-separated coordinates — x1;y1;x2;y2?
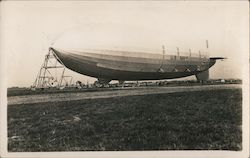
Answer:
1;1;249;87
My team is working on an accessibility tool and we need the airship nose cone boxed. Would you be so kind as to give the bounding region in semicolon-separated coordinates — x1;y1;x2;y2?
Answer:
49;47;69;58
49;47;61;55
49;47;60;55
49;47;69;65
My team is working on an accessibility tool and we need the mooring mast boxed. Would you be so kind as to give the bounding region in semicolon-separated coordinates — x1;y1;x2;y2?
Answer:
31;48;73;90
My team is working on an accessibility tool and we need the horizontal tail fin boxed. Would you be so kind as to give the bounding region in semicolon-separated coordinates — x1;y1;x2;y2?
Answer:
210;57;227;60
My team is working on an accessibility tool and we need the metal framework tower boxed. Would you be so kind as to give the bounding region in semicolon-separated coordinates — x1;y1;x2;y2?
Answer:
31;48;73;90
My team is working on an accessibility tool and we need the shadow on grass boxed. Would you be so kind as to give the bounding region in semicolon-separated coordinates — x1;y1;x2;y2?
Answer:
8;89;242;151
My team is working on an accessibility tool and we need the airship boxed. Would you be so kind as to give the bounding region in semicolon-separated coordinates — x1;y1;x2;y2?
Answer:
50;44;224;84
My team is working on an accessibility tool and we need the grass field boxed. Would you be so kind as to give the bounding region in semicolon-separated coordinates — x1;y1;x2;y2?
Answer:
8;88;242;151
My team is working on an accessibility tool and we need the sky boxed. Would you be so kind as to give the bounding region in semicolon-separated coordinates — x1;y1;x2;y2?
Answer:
0;1;249;87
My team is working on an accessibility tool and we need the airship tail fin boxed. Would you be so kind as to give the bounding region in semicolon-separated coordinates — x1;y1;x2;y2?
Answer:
209;57;227;60
195;70;209;82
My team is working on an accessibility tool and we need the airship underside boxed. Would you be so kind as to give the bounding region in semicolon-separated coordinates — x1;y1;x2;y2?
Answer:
50;47;221;83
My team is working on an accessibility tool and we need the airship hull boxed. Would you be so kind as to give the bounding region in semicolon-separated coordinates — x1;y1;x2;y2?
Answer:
50;47;216;81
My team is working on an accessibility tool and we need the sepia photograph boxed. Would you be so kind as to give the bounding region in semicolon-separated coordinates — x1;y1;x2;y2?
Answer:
0;1;249;158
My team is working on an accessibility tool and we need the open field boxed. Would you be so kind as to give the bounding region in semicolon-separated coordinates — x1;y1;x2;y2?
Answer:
7;80;242;97
8;84;241;105
8;88;242;151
